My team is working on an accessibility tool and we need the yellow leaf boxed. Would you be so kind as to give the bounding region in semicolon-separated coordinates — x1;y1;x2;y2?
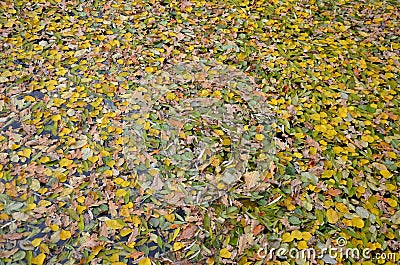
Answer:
49;224;59;231
361;135;374;143
93;245;103;255
2;70;12;77
380;170;392;179
106;219;125;230
148;169;159;177
255;133;264;141
38;188;48;195
20;148;32;158
39;243;49;254
164;214;175;223
51;114;62;122
145;66;155;73
66;137;76;146
386;184;396;192
356;186;366;196
24;95;36;102
132;215;141;227
293;152;303;158
165;92;176;100
281;232;294;242
110;253;119;262
76;205;86;214
283;197;296;211
206;257;215;265
386;198;397;207
335;202;349;213
121;180;130;187
115;189;127;197
120;207;130;218
237;52;246;61
326;208;339;224
222;138;231;146
11;144;20;150
291;230;302;240
173;242;184;251
116;137;123;145
88;155;99;163
60;230;71;240
59;128;72;136
337;107;348;118
144;121;151;130
32;238;42;247
60;188;73;197
213;90;222;98
333;146;343;154
219;248;232;259
39;156;50;163
385;73;394;78
170;227;180;241
27;203;36;211
324;129;337;139
314;124;326;133
298;240;308;250
351;217;364;228
310;113;320;120
55;172;67;182
104;170;113;176
120;228;132;237
138;257;151;265
32;253;46;265
114;178;124;185
302;232;312;241
214;129;224;136
59;158;73;167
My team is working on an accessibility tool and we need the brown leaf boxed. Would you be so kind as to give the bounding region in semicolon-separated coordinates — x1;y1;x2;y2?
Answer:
243;171;260;190
127;250;144;260
238;233;254;255
149;174;164;191
168;118;184;129
2;232;24;240
100;222;108;237
253;224;264;236
0;248;18;258
127;227;138;245
178;223;198;240
79;234;100;250
326;188;342;196
108;201;118;217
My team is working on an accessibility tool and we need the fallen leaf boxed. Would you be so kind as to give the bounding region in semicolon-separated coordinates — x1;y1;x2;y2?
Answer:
326;208;339;224
220;248;232;259
138;257;151;265
244;171;260;190
105;219;126;230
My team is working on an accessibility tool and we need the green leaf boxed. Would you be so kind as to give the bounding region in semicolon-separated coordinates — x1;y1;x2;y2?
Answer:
300;172;318;185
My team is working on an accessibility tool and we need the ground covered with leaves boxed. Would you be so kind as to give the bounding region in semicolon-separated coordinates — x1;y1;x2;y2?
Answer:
0;0;399;264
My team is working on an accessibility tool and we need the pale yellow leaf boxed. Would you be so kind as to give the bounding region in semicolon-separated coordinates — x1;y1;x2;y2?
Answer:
326;208;339;224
